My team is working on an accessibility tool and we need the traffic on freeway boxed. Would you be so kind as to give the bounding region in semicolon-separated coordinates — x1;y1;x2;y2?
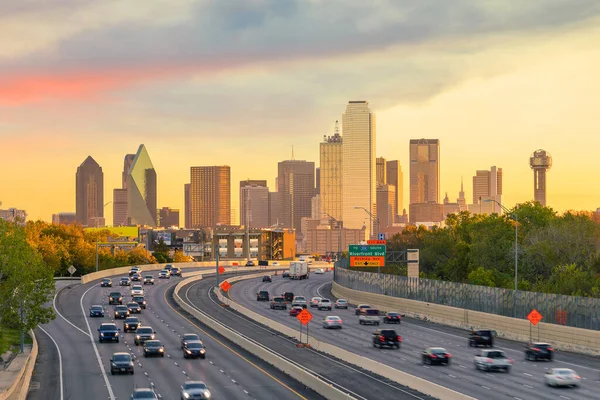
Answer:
217;271;600;400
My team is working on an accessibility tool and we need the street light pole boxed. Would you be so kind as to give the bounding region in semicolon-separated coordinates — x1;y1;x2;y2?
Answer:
322;212;342;262
19;298;24;354
354;206;381;278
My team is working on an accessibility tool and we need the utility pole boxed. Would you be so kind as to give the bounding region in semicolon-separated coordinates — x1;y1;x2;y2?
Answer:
215;240;220;288
245;191;250;262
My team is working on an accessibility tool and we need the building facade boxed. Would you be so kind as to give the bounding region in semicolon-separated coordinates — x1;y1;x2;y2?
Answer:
386;160;404;219
52;212;77;225
184;183;191;228
376;157;387;185
376;184;396;229
113;153;135;226
240;185;270;229
409;139;440;205
126;145;157;227
158;207;180;228
277;160;315;233
0;208;27;224
190;166;231;228
530;149;552;206
472;166;503;205
319;121;343;222
76;156;104;227
341;101;376;238
304;224;366;255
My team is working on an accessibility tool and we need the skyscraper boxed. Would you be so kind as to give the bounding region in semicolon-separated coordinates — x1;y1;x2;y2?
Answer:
386;160;404;218
126;145;157;227
240;179;267;189
530;149;552;206
409;139;440;204
341;101;376;238
76;156;104;227
376;184;396;228
319;121;343;221
113;153;135;226
158;207;179;228
190;166;231;228
472;166;503;205
376;157;387;185
315;168;320;195
277;160;315;233
184;183;191;228
240;185;269;229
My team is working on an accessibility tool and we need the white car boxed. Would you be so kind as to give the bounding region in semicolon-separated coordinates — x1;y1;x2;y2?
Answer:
130;285;144;296
292;296;307;307
310;297;322;308
474;349;513;372
158;270;170;279
544;368;580;387
318;299;332;311
334;299;348;309
314;268;325;274
322;316;343;329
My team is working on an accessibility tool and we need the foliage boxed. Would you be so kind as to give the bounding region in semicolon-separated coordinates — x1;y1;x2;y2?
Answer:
173;250;193;263
152;238;172;264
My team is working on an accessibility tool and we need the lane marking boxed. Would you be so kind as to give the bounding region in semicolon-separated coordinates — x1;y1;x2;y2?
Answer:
53;286;91;338
37;325;64;400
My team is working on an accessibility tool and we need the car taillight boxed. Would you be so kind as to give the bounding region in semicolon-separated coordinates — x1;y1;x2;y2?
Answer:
533;347;539;352
397;335;402;342
574;375;580;379
486;358;493;363
548;347;554;351
379;335;385;341
508;358;514;363
446;353;452;358
339;320;342;323
430;354;437;358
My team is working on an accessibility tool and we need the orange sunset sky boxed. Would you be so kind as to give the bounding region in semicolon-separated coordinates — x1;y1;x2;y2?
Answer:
1;1;599;224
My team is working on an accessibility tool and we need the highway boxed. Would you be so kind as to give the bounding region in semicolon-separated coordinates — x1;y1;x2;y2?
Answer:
32;268;326;400
214;271;600;400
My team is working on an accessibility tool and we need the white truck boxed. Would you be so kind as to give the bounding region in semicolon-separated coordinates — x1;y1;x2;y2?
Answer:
289;261;309;280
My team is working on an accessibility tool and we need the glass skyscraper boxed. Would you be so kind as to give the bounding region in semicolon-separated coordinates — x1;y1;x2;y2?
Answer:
126;144;157;226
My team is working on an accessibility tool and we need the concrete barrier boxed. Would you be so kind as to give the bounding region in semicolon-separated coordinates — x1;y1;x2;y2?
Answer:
332;282;600;355
173;270;356;400
0;330;38;400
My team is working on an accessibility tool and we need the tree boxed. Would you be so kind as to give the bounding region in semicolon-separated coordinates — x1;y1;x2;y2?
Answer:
127;246;157;265
467;267;496;287
173;250;192;263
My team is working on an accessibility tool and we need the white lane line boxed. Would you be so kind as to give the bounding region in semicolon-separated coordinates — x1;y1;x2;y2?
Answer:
53;287;90;338
79;284;116;400
37;325;64;400
523;373;532;377
523;384;534;389
481;386;491;390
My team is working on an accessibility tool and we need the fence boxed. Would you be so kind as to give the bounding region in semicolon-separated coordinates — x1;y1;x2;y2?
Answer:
333;265;600;330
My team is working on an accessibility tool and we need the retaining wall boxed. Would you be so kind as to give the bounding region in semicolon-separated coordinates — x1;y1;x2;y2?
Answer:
0;330;38;400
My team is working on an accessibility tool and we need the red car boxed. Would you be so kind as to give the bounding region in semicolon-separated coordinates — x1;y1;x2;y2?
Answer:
289;306;303;316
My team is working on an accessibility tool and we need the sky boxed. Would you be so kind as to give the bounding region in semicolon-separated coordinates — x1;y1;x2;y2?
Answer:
1;0;599;224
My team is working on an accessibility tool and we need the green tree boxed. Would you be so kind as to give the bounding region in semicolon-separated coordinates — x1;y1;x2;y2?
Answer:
467;267;496;287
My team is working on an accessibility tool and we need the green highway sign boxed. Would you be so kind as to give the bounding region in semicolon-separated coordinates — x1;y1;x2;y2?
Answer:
348;244;386;257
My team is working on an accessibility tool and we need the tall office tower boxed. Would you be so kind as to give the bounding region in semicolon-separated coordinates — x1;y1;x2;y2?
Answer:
315;168;320;195
376;184;396;228
184;183;191;228
386;160;404;218
409;139;440;204
376;157;387;185
113;153;135;226
240;185;269;228
240;179;267;189
158;207;179;228
311;194;321;219
76;156;104;227
319;120;343;221
268;191;281;227
239;180;267;226
190;166;231;228
277;160;315;232
472;166;503;204
341;101;376;238
530;149;552;206
126;144;157;226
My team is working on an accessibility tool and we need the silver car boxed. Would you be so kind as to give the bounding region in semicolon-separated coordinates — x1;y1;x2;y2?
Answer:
322;316;343;329
180;381;212;399
334;299;348;309
544;368;580;388
318;298;332;311
310;297;322;308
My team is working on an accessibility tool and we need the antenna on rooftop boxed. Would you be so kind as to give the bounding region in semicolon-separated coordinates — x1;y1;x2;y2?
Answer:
291;145;295;160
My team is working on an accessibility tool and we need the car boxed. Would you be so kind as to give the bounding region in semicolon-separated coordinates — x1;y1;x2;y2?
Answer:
100;278;112;287
130;285;144;296
525;342;554;361
119;277;131;286
322;316;343;329
180;381;211;400
359;309;380;325
181;333;202;349
272;262;280;266
171;267;181;276
256;290;270;301
262;275;272;282
131;273;141;282
383;311;401;324
134;326;156;345
164;264;173;273
129;268;140;277
158;270;170;279
469;329;495;347
422;347;452;365
183;340;206;359
143;275;155;285
123;316;141;332
289;306;303;316
270;296;287;310
372;329;401;349
318;299;332;311
130;388;158;400
98;323;120;343
334;299;348;309
474;349;513;372
110;352;134;375
89;305;105;317
314;268;325;274
143;339;165;357
310;297;322;308
127;302;141;314
108;291;123;305
245;260;255;267
544;368;580;388
282;292;294;302
132;295;147;309
114;305;130;319
292;296;307;307
355;304;372;315
282;271;290;278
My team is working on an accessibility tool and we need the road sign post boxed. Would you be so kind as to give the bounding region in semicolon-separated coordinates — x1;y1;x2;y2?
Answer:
296;309;313;347
527;309;543;341
67;265;76;277
220;280;231;307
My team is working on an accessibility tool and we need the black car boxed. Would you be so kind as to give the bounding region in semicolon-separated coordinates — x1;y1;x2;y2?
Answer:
123;317;141;332
183;341;206;359
262;275;272;282
171;267;181;276
132;295;147;309
114;305;130;319
108;292;123;305
120;277;131;286
181;333;202;349
282;271;290;278
110;352;134;375
422;347;451;365
372;329;401;349
89;305;105;317
143;340;165;357
469;329;495;347
130;389;158;400
282;292;294;302
100;278;112;287
383;312;401;324
134;326;155;345
131;273;141;282
256;291;270;301
98;323;120;343
128;268;140;276
525;342;554;361
127;302;141;314
164;264;173;273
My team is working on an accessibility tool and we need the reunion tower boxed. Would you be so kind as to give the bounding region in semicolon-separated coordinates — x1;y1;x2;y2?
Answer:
529;149;552;206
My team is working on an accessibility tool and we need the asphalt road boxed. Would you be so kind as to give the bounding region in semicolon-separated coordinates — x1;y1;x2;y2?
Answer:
32;268;324;400
224;272;600;400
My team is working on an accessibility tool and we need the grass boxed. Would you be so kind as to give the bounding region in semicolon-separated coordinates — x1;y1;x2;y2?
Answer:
0;326;32;356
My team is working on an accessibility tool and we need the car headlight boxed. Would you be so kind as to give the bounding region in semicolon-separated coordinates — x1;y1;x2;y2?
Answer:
119;297;122;301
136;335;140;339
183;393;190;399
151;334;155;339
129;362;134;367
204;391;211;399
111;362;116;366
200;349;206;353
159;348;164;352
100;333;105;336
185;349;191;354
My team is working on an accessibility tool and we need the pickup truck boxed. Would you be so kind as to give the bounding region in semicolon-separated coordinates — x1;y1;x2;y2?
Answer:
474;349;513;372
359;309;380;325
